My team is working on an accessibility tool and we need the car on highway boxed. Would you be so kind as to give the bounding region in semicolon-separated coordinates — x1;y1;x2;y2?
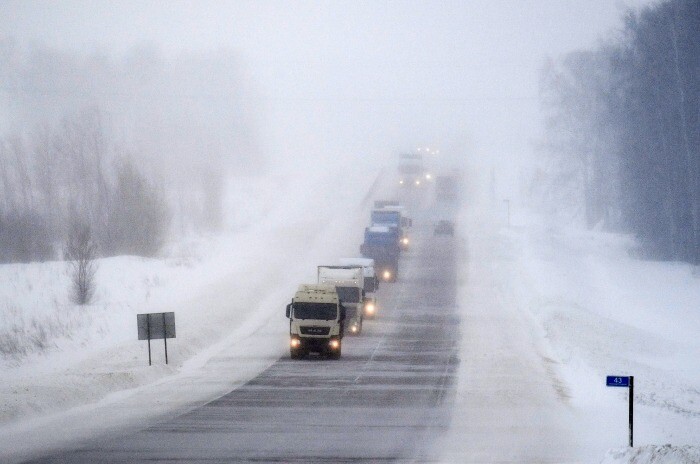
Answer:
434;220;454;236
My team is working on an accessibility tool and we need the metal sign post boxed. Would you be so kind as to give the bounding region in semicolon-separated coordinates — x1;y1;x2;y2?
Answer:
138;312;176;365
606;375;634;447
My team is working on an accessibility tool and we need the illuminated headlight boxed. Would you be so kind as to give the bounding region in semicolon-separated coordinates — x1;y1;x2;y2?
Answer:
329;339;340;349
425;173;432;180
415;179;421;186
399;179;404;185
401;237;409;245
350;325;358;333
365;303;375;314
382;270;392;280
290;338;301;348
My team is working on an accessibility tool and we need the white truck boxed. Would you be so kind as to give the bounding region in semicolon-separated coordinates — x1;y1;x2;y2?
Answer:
285;284;345;359
317;265;365;335
339;257;379;318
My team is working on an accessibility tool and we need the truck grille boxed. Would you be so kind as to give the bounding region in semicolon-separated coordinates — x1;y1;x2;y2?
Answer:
300;326;331;336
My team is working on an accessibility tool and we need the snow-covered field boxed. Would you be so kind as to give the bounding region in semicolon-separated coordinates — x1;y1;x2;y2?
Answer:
439;203;700;463
2;168;699;463
0;163;383;462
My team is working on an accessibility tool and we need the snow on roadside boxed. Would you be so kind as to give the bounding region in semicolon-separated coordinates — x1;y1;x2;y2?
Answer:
490;213;700;461
0;162;378;438
601;445;700;464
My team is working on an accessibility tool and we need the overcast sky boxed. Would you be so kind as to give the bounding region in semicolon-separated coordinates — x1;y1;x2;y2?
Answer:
1;0;655;175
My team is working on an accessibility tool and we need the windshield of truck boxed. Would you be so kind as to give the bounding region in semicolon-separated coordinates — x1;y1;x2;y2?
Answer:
293;302;337;320
371;210;400;225
336;286;361;303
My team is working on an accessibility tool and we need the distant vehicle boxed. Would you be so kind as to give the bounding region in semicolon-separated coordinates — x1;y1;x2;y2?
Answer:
317;266;365;335
434;220;454;236
286;284;345;359
339;257;379;318
370;204;412;250
398;153;425;187
360;226;400;282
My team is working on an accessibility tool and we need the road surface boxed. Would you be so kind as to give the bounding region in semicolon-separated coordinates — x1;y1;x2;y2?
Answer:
26;200;462;463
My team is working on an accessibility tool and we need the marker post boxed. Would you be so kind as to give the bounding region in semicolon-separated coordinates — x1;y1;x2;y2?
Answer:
606;375;634;447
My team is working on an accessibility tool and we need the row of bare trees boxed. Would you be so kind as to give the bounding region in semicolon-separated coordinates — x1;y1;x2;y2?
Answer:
0;108;170;264
537;0;700;262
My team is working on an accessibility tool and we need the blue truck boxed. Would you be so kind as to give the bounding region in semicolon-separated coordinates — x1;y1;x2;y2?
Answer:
370;206;411;250
360;226;400;282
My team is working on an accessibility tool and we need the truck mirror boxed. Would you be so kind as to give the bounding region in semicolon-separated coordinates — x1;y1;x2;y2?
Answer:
339;305;346;321
285;303;292;318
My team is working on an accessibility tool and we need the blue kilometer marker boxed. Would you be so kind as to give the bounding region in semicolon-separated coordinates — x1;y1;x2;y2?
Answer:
606;376;630;387
605;375;634;447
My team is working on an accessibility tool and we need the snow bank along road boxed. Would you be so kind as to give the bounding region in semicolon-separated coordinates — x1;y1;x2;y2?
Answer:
22;195;462;463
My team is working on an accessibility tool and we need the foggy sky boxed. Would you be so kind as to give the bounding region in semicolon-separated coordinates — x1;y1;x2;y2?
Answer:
1;0;654;179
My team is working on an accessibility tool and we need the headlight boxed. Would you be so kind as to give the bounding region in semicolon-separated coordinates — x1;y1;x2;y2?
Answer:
290;338;301;348
365;303;375;314
329;339;340;349
425;173;432;180
401;237;409;245
350;325;358;333
399;179;404;184
382;270;391;280
415;179;421;186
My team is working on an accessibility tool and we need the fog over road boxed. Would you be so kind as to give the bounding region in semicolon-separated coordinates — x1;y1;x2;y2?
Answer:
25;194;462;463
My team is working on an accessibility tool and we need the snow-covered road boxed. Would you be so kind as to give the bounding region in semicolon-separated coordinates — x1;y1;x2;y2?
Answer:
3;169;699;463
435;216;581;463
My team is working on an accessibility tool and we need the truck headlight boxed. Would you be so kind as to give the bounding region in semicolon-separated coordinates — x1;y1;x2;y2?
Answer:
382;270;391;280
290;338;301;348
401;237;409;245
365;303;375;314
329;339;340;349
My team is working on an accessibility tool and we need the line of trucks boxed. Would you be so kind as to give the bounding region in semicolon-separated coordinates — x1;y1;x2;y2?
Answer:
285;200;412;359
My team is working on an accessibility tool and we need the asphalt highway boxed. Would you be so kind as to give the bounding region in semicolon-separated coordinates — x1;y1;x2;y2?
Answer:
27;200;461;463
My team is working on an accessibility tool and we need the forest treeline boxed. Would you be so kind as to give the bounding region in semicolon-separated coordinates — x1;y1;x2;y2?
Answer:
0;40;260;263
0;108;169;262
537;0;700;262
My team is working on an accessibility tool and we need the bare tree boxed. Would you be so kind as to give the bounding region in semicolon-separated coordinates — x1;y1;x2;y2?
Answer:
65;221;98;305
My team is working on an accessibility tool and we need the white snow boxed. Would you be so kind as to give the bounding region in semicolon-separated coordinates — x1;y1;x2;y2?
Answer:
2;169;700;463
436;203;700;463
0;163;381;463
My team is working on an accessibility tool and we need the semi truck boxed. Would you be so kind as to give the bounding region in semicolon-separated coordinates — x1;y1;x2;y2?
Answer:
398;153;425;187
286;284;345;359
339;257;379;318
317;266;365;335
370;205;412;250
360;226;400;283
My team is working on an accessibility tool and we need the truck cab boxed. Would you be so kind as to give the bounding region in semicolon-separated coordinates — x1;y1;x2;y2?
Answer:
286;284;345;359
370;206;412;250
317;266;365;335
360;226;400;282
398;153;425;187
339;257;379;318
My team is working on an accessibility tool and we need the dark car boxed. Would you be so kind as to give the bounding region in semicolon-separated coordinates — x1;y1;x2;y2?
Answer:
434;220;454;236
